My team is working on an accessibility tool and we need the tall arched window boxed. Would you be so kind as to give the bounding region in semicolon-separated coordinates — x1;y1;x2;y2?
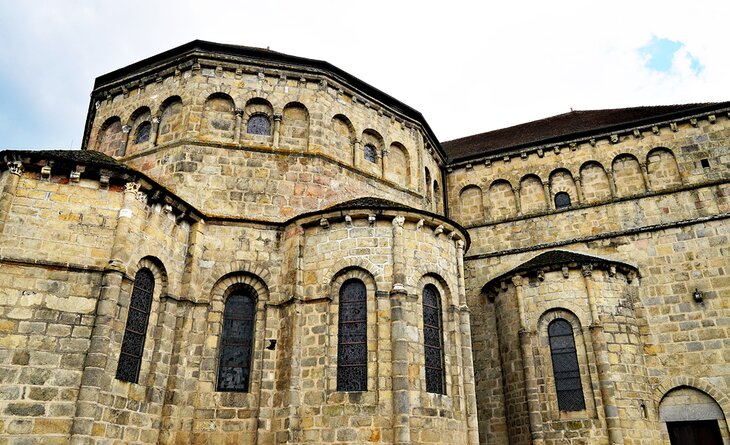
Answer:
116;268;154;383
217;285;257;392
548;319;585;411
423;284;445;394
337;279;367;391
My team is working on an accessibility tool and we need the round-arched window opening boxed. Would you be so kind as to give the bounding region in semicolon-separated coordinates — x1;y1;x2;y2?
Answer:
247;114;271;135
134;122;151;144
364;144;377;163
554;192;572;209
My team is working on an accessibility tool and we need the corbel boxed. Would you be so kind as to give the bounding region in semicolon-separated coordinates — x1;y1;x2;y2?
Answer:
503;156;510;163
633;129;642;139
41;165;52;181
610;134;619;144
709;114;716;124
433;225;444;237
319;79;327;91
344;215;353;227
521;152;528;159
466;163;472;169
652;126;660;135
569;143;577;151
561;266;570;278
415;219;425;231
368;214;376;225
484;159;491;167
690;118;698;127
670;122;678;132
319;218;330;229
589;138;596;147
553;145;560;154
537;148;544;158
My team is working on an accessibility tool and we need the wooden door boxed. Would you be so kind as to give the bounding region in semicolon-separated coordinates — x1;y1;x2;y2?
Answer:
667;420;723;445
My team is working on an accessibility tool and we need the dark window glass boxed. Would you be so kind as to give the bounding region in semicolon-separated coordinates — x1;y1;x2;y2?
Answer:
134;121;151;144
555;192;571;209
337;279;367;391
247;114;271;135
364;144;377;163
116;268;154;383
217;286;257;392
423;284;446;394
548;319;585;411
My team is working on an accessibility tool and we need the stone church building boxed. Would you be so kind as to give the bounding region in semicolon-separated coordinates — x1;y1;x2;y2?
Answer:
1;41;729;445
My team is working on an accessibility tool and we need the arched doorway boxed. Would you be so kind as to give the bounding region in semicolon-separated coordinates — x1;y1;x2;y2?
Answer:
659;386;727;445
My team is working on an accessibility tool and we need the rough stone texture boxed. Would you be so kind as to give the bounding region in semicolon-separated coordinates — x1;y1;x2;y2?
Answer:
1;41;730;445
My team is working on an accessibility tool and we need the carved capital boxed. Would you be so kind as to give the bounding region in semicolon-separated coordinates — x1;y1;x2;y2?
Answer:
273;113;282;122
122;125;132;134
456;239;465;251
511;275;523;287
152;116;161;124
392;215;405;228
234;108;244;117
581;263;593;277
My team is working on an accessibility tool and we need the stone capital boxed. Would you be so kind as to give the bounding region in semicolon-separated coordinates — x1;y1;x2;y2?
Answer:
152;116;161;124
581;263;593;277
273;113;282;122
392;215;405;228
122;125;132;134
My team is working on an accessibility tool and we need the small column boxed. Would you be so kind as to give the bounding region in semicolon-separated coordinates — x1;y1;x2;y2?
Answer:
513;275;545;445
639;162;652;193
353;138;361;169
514;186;522;216
582;265;625;445
390;215;411;445
543;183;554;211
272;113;282;148
0;161;23;235
381;145;389;178
234;108;243;144
150;116;160;146
456;240;480;445
120;124;132;156
574;177;584;204
606;171;618;198
71;182;140;443
181;219;205;300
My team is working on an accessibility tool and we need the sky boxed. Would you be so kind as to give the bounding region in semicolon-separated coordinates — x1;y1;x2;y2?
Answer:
0;1;728;150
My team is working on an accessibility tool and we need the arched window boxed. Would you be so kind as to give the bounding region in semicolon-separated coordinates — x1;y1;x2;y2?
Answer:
247;114;271;135
554;191;572;209
217;285;257;392
337;279;367;391
364;144;377;163
548;319;585;411
134;121;151;144
116;268;154;383
423;284;445;394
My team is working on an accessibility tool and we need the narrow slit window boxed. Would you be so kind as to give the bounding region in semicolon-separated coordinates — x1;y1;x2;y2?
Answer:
548;319;585;411
116;268;154;383
364;144;378;163
134;121;151;144
217;286;257;392
554;192;572;209
247;114;271;135
337;279;367;391
423;284;445;394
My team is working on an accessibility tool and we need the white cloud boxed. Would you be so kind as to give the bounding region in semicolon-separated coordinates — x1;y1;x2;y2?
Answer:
0;0;728;147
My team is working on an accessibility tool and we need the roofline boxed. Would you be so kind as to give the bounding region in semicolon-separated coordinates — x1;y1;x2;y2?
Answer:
447;102;730;164
83;40;445;159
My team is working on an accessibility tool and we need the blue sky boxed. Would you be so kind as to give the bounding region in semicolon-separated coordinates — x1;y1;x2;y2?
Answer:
0;0;727;149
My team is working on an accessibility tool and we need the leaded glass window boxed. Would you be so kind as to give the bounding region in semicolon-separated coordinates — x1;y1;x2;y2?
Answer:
247;114;271;135
548;318;585;411
423;284;445;394
337;279;367;391
364;144;377;163
134;121;151;144
217;286;257;392
554;192;571;209
116;268;154;383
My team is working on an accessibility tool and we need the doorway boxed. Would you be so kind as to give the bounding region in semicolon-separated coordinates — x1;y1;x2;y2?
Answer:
667;420;723;445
